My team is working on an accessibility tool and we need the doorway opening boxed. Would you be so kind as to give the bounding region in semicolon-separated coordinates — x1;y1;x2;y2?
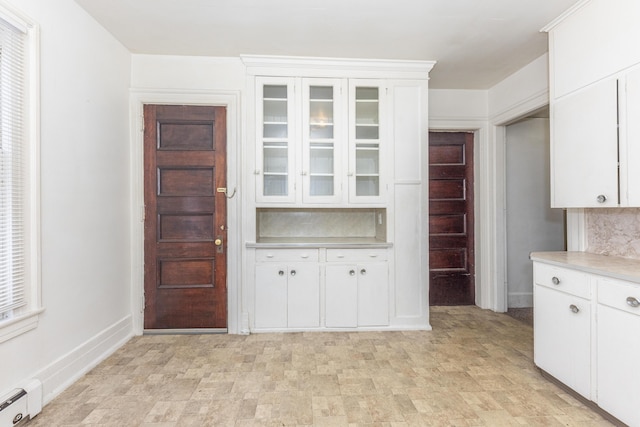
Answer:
504;106;566;323
428;131;475;306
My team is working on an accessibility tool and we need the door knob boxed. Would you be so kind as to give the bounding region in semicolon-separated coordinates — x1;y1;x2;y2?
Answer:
214;238;222;246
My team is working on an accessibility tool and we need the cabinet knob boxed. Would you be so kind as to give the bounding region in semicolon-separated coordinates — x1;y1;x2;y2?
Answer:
360;268;367;275
278;270;284;276
569;304;580;314
349;269;356;276
596;194;607;203
626;297;639;308
254;169;261;175
552;276;560;285
290;269;296;276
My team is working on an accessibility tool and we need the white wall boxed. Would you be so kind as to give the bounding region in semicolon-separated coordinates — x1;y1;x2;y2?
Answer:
506;117;565;307
0;0;132;404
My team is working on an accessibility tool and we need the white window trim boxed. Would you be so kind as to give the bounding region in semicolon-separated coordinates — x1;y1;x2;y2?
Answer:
0;2;42;344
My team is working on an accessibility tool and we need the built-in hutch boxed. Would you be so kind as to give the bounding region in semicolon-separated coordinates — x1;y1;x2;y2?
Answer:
242;56;434;332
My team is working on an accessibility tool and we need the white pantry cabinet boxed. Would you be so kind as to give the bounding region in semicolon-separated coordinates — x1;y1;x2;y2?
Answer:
531;252;640;426
255;76;387;205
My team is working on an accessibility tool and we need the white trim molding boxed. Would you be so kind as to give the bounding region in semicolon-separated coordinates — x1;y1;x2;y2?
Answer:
129;88;242;335
241;55;436;80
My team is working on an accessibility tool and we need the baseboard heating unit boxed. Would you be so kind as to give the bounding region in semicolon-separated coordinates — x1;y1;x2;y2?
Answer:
0;380;42;427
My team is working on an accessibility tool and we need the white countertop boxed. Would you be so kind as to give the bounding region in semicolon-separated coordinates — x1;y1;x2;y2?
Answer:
530;251;640;284
247;237;393;249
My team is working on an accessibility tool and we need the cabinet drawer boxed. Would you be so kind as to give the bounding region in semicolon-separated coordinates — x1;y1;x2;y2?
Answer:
255;249;319;262
326;248;388;262
534;263;590;299
597;278;640;316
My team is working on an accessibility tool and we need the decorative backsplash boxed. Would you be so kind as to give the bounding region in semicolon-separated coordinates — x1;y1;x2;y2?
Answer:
586;208;640;259
256;208;386;240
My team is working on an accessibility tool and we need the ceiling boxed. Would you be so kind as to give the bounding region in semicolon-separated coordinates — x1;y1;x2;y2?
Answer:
74;0;579;89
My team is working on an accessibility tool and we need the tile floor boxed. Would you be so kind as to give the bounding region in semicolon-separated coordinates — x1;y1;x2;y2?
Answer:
25;306;613;426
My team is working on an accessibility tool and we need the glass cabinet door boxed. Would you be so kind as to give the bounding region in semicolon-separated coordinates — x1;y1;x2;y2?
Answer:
350;81;385;202
302;79;344;203
256;78;296;202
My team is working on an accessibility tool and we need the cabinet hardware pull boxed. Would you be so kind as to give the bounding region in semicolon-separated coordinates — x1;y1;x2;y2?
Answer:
626;297;639;308
552;276;560;285
569;304;580;314
290;270;296;276
369;254;378;258
349;269;356;276
360;269;367;275
266;254;274;258
301;254;309;259
278;270;284;276
596;194;607;203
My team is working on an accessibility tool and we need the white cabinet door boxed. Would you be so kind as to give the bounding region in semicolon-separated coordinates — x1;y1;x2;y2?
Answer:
325;265;358;327
256;77;298;203
552;78;618;208
597;305;640;426
301;78;346;204
621;66;640;207
326;263;389;327
287;264;320;328
357;263;389;326
348;80;387;204
596;279;640;427
255;264;288;328
534;285;591;399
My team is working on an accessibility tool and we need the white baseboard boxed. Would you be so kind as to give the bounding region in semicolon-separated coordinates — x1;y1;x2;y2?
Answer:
508;292;533;308
34;315;133;405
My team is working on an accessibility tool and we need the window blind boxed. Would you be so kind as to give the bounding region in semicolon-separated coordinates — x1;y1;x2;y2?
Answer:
0;17;26;317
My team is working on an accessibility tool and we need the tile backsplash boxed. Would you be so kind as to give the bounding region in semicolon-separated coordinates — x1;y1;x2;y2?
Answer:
586;208;640;259
257;208;386;241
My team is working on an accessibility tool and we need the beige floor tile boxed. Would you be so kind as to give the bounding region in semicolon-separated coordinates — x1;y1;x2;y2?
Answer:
24;306;615;427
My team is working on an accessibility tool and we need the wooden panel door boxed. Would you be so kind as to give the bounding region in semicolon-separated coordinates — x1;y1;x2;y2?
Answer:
144;105;227;329
428;132;474;305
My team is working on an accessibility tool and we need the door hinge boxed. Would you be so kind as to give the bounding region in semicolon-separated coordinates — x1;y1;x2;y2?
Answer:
140;115;145;133
141;205;145;222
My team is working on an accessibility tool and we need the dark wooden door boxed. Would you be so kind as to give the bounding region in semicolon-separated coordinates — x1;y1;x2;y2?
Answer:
144;105;227;329
428;132;475;305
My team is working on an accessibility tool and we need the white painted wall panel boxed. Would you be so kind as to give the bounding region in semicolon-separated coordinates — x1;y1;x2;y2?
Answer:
393;184;424;319
393;85;422;181
0;0;132;404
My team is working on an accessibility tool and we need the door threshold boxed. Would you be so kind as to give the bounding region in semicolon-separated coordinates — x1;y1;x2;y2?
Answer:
143;328;227;335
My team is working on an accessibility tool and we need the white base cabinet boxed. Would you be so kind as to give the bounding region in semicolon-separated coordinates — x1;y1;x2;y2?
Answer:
254;249;320;329
596;278;640;427
534;280;591;399
325;262;389;328
254;247;389;331
532;253;640;426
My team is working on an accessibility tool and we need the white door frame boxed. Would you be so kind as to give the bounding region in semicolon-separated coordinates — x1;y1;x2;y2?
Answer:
129;89;242;334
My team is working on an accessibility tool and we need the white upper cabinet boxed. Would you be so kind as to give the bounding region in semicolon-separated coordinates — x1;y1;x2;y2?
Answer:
551;78;618;208
256;78;297;203
302;78;345;204
348;80;387;203
254;76;387;205
545;0;640;208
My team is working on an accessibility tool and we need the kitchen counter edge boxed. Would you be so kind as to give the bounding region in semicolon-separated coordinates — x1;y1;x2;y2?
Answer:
530;251;640;284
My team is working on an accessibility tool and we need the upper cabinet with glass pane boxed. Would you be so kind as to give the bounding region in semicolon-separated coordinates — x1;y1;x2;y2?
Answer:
255;76;387;205
256;78;296;202
350;82;385;202
302;79;345;203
